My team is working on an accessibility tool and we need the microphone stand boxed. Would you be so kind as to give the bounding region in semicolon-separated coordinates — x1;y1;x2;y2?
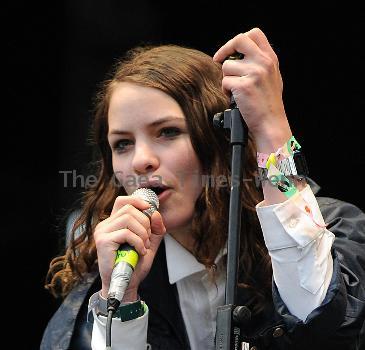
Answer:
213;95;251;350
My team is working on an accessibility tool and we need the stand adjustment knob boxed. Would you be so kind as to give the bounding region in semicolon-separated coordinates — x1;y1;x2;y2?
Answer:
232;305;251;325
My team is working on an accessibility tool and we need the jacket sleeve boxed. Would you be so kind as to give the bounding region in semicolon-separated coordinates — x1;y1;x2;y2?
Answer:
272;197;365;350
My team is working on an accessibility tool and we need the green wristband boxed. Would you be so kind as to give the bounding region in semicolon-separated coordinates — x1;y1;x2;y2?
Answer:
96;293;146;322
116;300;146;322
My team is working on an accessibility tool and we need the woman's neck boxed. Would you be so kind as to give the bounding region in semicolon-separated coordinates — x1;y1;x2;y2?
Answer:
168;227;196;253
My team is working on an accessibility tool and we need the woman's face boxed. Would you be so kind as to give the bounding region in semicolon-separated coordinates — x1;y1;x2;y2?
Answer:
107;82;203;234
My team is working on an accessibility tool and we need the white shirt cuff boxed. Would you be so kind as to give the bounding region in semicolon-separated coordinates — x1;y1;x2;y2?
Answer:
89;292;149;350
256;184;335;320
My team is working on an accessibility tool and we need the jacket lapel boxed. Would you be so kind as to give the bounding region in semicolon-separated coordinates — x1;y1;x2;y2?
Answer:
40;269;99;350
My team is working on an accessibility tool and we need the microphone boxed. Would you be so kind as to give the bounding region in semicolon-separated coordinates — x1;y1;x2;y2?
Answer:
107;188;159;312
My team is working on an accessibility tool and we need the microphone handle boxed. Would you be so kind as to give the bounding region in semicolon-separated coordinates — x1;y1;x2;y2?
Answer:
107;188;158;305
107;243;139;302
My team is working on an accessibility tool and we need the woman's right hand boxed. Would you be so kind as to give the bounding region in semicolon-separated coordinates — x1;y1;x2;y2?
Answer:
94;195;166;301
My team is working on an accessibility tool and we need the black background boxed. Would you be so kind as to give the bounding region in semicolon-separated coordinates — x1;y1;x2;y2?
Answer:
3;2;364;348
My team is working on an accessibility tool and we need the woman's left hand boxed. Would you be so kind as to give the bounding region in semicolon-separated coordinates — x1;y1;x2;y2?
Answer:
213;27;292;153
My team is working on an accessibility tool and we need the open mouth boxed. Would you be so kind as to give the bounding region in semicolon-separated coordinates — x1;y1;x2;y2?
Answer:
148;186;167;196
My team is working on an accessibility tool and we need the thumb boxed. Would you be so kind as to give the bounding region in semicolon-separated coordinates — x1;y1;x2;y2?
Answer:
150;211;166;235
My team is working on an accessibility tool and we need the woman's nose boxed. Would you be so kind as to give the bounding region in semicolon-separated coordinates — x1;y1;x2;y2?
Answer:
132;142;160;175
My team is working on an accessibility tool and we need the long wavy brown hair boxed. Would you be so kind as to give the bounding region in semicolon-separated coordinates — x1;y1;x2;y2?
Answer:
46;44;272;314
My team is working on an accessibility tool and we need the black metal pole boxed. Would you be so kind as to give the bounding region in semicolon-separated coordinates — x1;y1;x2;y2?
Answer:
225;108;245;305
214;96;248;350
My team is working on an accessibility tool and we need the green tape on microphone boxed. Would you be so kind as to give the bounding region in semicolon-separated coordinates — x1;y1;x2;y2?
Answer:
115;245;139;269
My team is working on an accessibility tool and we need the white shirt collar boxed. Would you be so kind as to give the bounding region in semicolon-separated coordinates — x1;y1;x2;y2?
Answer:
164;233;227;285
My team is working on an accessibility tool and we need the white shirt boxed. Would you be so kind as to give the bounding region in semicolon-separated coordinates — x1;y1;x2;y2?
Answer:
164;234;227;349
91;184;335;350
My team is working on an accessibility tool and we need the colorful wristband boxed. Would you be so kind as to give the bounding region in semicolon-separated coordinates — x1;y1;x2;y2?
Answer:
267;164;298;198
256;136;305;198
257;152;269;168
256;136;302;169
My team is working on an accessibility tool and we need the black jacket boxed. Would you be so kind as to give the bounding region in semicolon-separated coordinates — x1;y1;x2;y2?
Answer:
41;184;365;349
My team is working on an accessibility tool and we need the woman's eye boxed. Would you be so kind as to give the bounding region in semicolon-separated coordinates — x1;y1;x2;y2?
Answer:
160;127;181;138
113;140;132;153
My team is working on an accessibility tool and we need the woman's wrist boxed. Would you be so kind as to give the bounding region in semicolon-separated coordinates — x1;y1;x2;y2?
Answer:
99;287;139;303
121;288;139;303
101;277;139;301
256;130;309;205
253;121;292;154
100;287;138;301
255;131;292;154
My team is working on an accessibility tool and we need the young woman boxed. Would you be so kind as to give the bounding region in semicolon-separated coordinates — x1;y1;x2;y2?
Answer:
41;28;365;350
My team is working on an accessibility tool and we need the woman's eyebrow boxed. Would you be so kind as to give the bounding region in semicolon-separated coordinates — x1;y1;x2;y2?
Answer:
108;116;184;136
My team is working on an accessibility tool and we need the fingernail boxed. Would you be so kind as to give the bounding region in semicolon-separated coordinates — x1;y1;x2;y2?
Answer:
146;239;151;248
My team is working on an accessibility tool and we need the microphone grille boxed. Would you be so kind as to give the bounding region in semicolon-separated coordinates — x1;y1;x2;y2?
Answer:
132;188;159;218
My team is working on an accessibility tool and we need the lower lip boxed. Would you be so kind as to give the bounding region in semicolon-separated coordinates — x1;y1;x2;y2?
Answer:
158;188;171;202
